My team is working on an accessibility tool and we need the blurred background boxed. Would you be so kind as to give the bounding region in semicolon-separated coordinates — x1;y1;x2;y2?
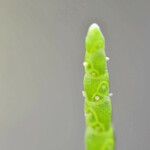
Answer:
0;0;150;149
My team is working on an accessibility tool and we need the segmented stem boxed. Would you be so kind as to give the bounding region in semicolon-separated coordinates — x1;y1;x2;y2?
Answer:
83;24;115;150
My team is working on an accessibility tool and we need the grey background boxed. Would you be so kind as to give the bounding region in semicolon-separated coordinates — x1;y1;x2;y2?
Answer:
0;0;150;150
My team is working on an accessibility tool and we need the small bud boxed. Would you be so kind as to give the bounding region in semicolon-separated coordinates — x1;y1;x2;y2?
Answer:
83;62;88;67
82;91;86;97
109;93;113;97
106;57;110;61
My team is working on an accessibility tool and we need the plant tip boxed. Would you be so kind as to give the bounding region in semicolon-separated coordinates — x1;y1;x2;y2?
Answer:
89;23;100;30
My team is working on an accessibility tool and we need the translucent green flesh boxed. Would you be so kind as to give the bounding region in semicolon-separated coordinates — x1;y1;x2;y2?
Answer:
83;24;115;150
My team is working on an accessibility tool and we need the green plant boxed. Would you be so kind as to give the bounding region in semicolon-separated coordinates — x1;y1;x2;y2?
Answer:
83;23;115;150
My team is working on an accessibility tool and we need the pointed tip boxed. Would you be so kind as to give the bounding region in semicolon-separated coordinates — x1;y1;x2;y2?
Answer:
89;23;100;30
85;23;105;53
87;23;104;40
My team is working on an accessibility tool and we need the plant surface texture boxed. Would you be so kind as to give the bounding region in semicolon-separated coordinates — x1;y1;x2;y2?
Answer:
83;23;115;150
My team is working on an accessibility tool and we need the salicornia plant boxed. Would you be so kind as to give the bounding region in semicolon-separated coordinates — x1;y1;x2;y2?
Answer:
83;23;115;150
